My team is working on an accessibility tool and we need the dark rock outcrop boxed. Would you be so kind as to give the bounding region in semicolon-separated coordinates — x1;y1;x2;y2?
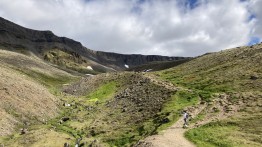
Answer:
0;17;189;71
94;51;188;69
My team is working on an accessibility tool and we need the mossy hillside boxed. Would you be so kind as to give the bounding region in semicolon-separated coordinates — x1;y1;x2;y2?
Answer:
156;44;262;147
44;49;101;75
0;81;118;146
157;44;262;94
185;115;262;147
86;81;117;103
57;72;188;146
22;70;77;92
0;50;81;145
185;91;262;147
156;90;199;131
0;127;75;146
0;49;79;95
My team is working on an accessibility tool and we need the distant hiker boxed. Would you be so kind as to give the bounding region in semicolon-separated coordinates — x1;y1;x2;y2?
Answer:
75;138;82;147
183;110;189;128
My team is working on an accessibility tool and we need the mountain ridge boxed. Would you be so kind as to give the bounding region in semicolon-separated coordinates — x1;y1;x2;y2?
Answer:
0;17;189;71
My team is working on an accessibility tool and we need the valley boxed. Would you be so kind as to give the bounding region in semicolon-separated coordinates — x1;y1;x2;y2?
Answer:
0;17;261;147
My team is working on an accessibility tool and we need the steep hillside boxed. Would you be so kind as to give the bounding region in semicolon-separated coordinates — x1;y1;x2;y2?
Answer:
0;17;187;72
126;59;191;72
0;49;76;137
94;51;188;70
158;43;262;93
154;43;262;147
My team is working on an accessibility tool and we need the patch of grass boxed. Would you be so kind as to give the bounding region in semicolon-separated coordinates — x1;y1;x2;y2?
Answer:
107;135;134;147
30;81;119;145
54;123;83;138
190;111;206;124
156;90;199;131
185;116;262;147
157;71;221;102
86;81;117;103
185;122;237;147
24;70;73;87
44;49;101;75
0;128;74;146
21;70;78;95
0;133;20;144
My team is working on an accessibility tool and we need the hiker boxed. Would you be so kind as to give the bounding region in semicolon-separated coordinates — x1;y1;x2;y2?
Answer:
183;110;189;128
75;138;82;147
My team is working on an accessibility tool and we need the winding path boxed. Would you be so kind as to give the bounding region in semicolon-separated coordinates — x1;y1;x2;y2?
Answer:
140;117;195;147
136;104;206;147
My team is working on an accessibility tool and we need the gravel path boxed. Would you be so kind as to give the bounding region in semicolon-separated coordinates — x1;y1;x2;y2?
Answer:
140;117;195;147
137;104;206;147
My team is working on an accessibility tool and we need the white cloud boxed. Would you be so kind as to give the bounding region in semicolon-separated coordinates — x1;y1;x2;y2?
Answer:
0;0;260;56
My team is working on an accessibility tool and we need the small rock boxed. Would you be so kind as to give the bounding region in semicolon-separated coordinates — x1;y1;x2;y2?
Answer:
20;128;27;135
250;75;258;80
61;117;70;122
64;142;70;147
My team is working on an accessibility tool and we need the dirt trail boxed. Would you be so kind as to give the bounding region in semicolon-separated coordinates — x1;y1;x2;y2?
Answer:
136;104;206;147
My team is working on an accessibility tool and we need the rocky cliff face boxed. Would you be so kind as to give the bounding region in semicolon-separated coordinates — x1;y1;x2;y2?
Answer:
0;17;188;71
94;51;187;69
0;17;90;56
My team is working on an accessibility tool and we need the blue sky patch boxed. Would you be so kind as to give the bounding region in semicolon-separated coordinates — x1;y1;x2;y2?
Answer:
248;14;256;22
248;36;261;46
186;0;199;9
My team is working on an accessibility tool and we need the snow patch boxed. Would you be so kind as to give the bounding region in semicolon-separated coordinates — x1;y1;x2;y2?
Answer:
144;69;153;72
87;66;93;70
85;74;94;76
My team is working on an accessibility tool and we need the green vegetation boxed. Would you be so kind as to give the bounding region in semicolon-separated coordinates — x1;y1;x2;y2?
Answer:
24;70;73;87
0;81;119;146
1;44;262;146
185;116;262;147
190;110;206;124
21;69;78;95
49;81;118;145
158;71;223;102
44;49;101;75
156;90;199;131
185;122;238;147
155;44;262;147
87;81;117;103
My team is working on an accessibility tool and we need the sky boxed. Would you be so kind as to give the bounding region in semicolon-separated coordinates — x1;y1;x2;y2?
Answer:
0;0;261;57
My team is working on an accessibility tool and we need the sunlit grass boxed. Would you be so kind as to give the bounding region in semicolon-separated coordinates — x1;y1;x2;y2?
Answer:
156;90;199;131
185;116;262;147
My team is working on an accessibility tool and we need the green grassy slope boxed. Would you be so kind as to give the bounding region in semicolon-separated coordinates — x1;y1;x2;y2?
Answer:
156;43;262;147
157;44;262;93
1;43;261;147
